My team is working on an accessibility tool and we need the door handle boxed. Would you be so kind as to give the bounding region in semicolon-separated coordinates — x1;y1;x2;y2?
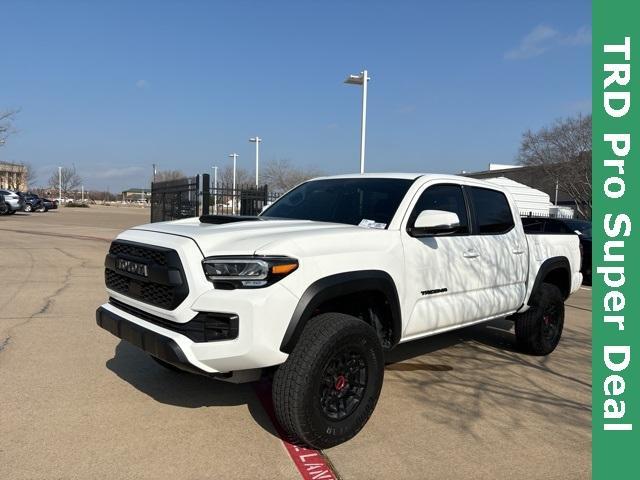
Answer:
512;248;525;255
463;250;480;258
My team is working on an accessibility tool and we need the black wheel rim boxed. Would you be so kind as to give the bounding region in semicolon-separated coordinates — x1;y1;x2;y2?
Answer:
541;301;561;342
318;348;368;421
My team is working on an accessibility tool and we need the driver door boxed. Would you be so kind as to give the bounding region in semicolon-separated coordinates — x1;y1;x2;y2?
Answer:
401;183;484;338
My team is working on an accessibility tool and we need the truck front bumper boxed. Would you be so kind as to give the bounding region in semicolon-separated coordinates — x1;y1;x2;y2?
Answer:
96;306;224;377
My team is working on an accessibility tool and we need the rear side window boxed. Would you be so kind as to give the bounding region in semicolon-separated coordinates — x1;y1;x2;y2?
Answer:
409;184;469;234
469;187;514;234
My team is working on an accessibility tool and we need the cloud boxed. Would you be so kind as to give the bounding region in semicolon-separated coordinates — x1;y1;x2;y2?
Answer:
135;79;149;89
92;166;145;180
505;25;591;60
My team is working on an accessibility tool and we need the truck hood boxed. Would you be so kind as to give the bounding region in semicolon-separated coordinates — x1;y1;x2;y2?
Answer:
130;217;393;257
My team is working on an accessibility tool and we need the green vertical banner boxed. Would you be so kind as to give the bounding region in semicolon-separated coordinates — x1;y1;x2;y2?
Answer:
593;0;639;477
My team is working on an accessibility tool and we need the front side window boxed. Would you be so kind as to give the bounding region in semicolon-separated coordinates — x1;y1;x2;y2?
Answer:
408;184;469;234
260;178;414;227
469;187;514;234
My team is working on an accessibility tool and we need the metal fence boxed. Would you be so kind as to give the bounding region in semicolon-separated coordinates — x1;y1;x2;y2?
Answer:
150;175;281;222
520;210;576;219
150;175;200;223
208;183;280;216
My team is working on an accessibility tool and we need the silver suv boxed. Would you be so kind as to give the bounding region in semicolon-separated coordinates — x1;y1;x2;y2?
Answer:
0;189;24;215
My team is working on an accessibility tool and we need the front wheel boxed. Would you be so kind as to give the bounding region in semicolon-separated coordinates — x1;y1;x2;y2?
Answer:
272;312;384;449
23;204;33;212
514;283;565;355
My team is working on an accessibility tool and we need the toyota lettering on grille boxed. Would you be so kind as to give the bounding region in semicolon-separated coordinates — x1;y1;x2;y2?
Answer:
116;258;149;277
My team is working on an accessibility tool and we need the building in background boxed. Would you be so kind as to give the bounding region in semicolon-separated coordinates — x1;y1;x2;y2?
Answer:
464;163;584;218
0;162;27;191
121;188;151;202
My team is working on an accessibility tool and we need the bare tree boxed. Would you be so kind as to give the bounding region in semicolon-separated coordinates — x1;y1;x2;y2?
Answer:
154;170;186;182
48;166;82;197
219;165;252;188
21;162;37;188
0;109;19;145
262;159;324;192
518;114;592;218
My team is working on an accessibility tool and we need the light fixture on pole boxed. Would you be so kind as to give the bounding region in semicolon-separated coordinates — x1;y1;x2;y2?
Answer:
212;165;218;213
228;153;238;215
344;69;370;174
249;136;262;187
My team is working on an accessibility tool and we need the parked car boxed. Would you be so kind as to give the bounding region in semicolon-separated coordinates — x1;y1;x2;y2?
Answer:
0;189;25;215
0;194;8;215
96;174;582;449
522;217;592;284
41;197;58;210
18;192;48;212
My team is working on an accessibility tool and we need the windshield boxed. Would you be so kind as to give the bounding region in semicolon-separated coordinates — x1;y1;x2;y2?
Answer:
260;178;414;227
564;219;592;238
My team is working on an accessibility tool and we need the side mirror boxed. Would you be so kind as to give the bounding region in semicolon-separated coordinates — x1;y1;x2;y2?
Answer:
410;209;461;236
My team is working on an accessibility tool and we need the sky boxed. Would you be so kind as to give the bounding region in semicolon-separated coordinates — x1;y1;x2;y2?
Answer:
1;0;591;192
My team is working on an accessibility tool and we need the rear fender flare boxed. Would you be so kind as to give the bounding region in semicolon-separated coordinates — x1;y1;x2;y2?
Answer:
529;256;571;304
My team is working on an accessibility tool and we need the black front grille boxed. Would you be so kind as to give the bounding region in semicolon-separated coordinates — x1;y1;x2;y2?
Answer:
109;242;167;265
109;298;239;342
105;240;188;310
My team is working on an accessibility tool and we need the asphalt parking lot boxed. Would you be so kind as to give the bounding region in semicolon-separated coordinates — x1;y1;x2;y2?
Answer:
0;207;591;479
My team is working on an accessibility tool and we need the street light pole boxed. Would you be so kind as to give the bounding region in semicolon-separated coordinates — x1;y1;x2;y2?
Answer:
152;163;157;183
58;166;62;202
229;153;238;215
344;69;370;174
249;137;262;187
212;165;218;213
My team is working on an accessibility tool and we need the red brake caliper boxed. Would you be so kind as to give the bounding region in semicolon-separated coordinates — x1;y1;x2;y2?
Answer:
334;375;347;391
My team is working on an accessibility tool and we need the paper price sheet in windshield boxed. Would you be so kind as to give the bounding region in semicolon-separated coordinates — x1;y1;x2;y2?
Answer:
593;1;639;477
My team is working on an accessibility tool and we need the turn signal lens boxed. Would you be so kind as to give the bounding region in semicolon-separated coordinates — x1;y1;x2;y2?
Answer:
271;263;298;275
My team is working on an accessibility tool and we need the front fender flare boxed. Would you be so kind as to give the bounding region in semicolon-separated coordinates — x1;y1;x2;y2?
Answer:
279;270;401;353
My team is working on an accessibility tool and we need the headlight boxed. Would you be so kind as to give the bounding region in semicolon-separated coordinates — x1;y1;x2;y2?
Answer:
202;256;298;288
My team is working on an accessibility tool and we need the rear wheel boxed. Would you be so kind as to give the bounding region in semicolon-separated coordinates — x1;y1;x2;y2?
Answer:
0;203;8;215
23;204;33;212
272;312;384;449
515;283;565;355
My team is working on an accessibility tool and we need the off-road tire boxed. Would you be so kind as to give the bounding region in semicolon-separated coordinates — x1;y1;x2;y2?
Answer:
515;283;565;355
272;312;384;449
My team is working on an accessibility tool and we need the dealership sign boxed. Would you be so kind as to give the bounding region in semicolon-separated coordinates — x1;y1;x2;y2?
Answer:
594;0;639;476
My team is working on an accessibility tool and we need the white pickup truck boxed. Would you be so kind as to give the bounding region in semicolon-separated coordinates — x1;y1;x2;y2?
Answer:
96;173;582;448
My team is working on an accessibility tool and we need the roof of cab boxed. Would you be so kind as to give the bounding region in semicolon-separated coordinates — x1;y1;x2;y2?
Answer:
310;172;470;182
